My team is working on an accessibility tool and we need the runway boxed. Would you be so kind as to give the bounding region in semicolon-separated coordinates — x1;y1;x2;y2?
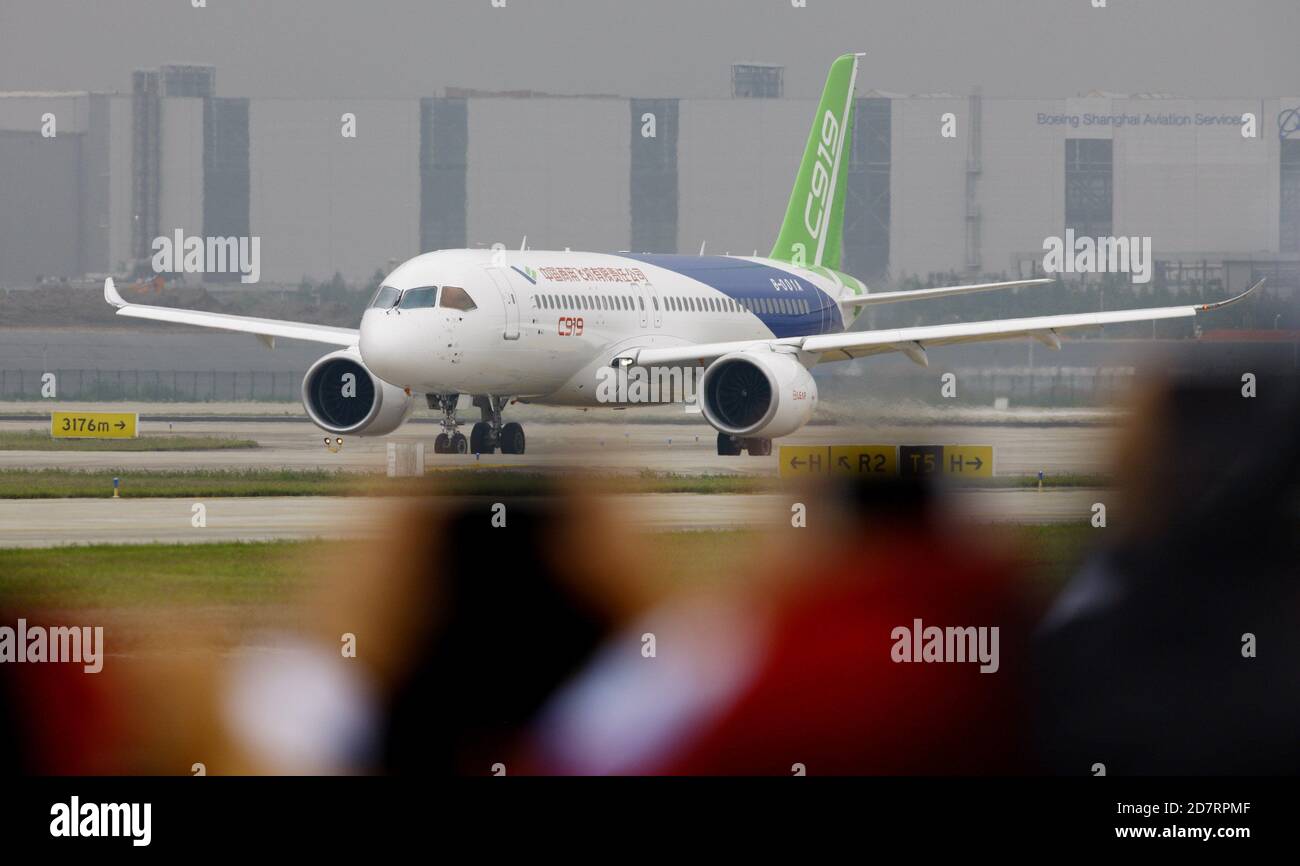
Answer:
0;414;1120;476
0;489;1109;548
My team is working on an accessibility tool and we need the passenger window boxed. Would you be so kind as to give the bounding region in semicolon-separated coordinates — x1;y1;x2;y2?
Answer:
398;287;437;309
370;286;402;309
440;285;477;311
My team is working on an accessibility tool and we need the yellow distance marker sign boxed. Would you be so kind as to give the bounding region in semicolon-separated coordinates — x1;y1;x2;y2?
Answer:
50;411;139;439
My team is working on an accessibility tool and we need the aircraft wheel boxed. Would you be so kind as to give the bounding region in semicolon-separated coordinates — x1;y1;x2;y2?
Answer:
434;433;450;454
745;438;772;456
500;422;526;454
451;432;469;454
469;422;492;454
717;432;742;456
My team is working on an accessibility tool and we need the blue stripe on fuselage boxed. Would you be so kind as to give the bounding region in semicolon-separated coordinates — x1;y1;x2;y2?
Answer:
623;254;843;338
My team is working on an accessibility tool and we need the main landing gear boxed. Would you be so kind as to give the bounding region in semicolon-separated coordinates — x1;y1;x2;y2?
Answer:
717;432;772;457
429;394;526;455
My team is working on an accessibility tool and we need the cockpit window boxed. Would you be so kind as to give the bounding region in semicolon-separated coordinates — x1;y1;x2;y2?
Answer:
398;286;438;309
370;286;402;309
440;285;476;311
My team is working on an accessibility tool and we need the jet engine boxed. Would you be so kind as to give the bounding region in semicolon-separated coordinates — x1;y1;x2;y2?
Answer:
301;349;413;436
698;350;818;440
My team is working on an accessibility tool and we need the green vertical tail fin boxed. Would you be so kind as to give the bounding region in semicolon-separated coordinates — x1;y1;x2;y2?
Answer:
769;53;861;271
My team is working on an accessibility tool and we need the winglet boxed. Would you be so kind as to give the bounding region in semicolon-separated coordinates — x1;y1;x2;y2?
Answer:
104;277;126;309
1198;277;1265;313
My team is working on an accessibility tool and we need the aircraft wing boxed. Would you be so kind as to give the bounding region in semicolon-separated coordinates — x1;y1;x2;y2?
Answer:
628;279;1264;368
104;278;359;347
838;278;1053;308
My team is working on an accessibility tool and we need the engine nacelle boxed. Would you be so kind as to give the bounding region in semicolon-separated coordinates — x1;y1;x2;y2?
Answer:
699;351;818;440
301;349;413;436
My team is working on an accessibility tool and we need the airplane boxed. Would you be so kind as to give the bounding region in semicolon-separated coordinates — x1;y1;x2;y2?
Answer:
104;53;1261;457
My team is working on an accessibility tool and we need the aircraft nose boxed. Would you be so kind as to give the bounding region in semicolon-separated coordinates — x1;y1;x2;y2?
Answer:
359;308;415;385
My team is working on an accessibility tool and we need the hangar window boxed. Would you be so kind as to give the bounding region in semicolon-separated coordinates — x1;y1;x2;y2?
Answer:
639;296;645;310
1065;138;1113;239
370;286;402;309
440;285;477;311
398;287;438;309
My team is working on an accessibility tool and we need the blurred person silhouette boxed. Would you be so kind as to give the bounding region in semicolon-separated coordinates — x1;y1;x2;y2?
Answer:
1034;355;1300;774
211;486;640;775
0;611;128;775
526;476;1036;775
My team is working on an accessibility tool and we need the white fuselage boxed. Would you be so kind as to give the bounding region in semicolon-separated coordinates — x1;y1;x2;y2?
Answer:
359;248;849;405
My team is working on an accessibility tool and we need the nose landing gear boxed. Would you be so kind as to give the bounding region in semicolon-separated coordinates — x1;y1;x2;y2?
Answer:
428;393;468;454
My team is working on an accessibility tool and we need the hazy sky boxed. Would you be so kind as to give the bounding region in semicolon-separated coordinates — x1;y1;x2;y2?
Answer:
2;0;1297;99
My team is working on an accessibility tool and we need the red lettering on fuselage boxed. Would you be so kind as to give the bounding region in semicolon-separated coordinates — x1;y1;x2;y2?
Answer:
557;316;584;336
